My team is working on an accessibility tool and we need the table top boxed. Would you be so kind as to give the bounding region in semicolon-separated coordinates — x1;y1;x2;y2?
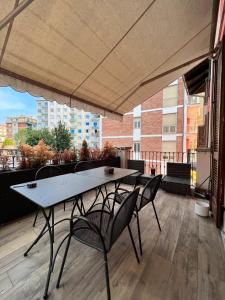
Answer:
11;167;138;208
11;173;109;208
76;166;138;181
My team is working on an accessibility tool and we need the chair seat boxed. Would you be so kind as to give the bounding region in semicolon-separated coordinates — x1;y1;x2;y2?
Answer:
115;192;143;211
122;172;142;185
162;175;190;185
72;210;112;252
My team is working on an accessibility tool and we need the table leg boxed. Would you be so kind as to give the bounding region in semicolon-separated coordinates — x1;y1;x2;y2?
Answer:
88;186;104;211
24;209;51;257
114;180;121;191
52;207;54;243
42;208;54;300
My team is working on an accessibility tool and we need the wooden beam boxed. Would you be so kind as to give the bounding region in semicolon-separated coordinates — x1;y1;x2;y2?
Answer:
0;0;35;31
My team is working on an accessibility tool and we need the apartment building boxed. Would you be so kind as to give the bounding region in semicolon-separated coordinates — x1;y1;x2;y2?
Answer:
0;124;7;143
36;98;100;148
186;96;204;150
101;78;203;155
6;116;37;139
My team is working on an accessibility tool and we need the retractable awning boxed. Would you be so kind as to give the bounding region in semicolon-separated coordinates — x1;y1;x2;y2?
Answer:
0;0;217;119
183;59;210;95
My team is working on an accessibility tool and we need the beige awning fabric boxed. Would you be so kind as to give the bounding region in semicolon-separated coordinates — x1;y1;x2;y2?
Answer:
0;0;214;118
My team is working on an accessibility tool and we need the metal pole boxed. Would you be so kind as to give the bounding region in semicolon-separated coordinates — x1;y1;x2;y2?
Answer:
0;0;35;31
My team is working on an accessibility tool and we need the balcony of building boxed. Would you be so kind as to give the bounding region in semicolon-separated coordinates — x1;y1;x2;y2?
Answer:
1;184;225;300
0;1;225;300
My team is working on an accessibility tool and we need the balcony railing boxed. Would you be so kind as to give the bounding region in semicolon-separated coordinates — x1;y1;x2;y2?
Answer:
128;150;197;185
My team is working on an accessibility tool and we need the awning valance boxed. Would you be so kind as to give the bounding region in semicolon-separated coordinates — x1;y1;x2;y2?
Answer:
0;0;216;118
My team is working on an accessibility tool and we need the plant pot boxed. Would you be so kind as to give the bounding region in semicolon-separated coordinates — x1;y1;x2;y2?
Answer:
195;201;209;217
151;168;156;175
52;159;59;165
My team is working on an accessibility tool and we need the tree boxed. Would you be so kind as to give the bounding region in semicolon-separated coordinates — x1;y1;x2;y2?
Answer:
53;122;71;151
26;128;55;147
2;138;15;148
14;128;28;145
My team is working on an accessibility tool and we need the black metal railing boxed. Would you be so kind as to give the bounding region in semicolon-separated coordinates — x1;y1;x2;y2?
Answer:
128;150;197;185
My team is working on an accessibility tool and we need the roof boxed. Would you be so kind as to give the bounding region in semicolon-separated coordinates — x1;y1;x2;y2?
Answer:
0;0;217;119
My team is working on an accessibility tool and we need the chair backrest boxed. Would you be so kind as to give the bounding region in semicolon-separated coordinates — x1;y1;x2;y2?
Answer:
140;175;162;209
74;160;95;172
127;160;144;173
35;165;63;180
167;162;191;179
109;187;140;246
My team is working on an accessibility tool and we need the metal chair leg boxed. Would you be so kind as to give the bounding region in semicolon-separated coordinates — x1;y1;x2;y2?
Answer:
33;209;39;227
103;252;111;300
152;201;161;231
136;209;143;256
128;225;140;264
56;234;72;288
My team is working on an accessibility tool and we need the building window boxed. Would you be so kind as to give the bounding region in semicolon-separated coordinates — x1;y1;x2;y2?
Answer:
163;85;178;107
86;122;90;126
93;122;97;127
78;129;82;133
188;96;204;105
86;114;90;119
162;113;177;134
133;118;141;129
162;141;176;158
86;129;89;133
134;142;140;152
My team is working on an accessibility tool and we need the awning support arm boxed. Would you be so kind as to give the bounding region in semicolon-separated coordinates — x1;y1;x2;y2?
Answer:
114;52;212;111
140;52;212;87
0;0;35;31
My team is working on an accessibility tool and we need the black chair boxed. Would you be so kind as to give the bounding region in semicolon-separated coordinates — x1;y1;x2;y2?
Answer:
74;160;96;172
161;162;191;195
114;175;162;255
56;187;140;300
74;161;107;212
122;160;144;186
33;165;63;227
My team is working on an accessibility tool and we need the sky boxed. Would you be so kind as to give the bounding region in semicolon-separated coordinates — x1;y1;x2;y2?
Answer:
0;87;36;123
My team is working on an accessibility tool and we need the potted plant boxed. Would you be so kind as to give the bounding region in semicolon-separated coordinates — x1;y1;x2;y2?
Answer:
101;141;116;159
61;149;71;164
80;140;90;161
19;143;35;169
52;151;60;165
